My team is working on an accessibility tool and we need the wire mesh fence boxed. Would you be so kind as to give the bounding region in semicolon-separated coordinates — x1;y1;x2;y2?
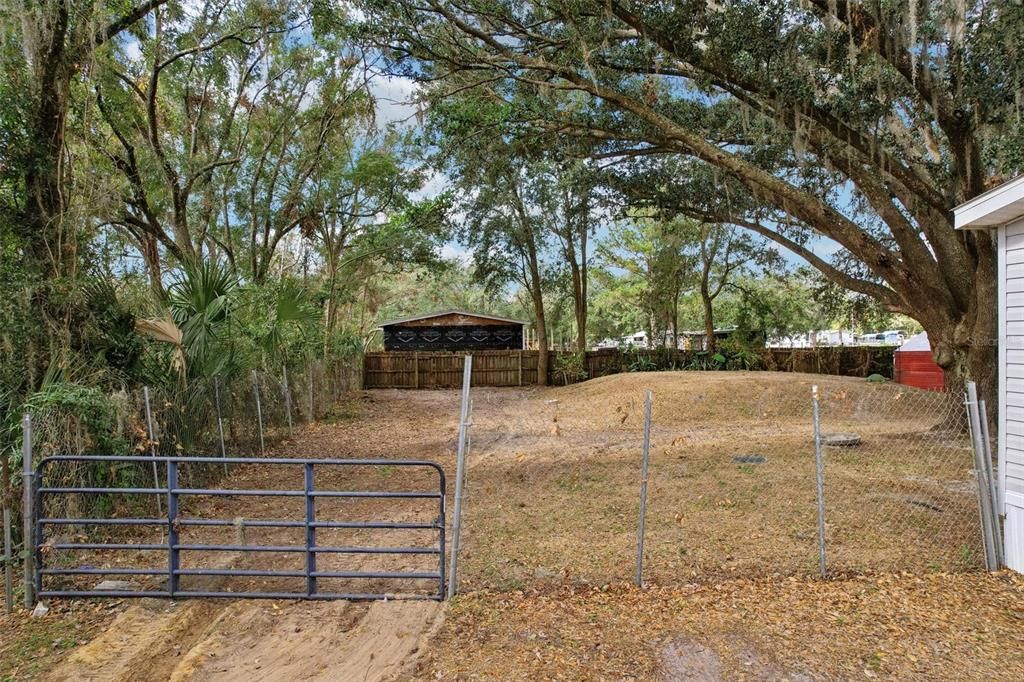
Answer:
1;357;363;608
816;382;984;574
2;366;995;611
459;373;987;590
457;380;652;591
642;373;822;581
39;361;359;479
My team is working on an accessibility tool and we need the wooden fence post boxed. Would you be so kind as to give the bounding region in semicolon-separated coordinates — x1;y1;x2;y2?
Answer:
413;352;419;389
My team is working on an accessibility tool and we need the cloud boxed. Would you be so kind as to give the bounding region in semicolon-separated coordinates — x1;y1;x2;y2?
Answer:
412;170;449;201
369;75;419;127
441;243;473;265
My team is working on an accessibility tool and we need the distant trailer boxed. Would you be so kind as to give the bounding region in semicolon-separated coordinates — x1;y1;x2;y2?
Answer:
893;331;945;392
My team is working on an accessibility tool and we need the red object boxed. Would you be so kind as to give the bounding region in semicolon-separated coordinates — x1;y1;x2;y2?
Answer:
894;350;946;392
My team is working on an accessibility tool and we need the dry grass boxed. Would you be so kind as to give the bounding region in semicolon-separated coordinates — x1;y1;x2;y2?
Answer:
460;372;981;590
6;372;1002;680
411;572;1024;680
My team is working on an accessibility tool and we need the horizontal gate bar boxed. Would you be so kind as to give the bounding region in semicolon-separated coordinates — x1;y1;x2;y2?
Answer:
40;518;166;526
40;590;171;599
51;543;166;551
44;543;440;555
38;455;445;470
42;519;441;530
38;590;442;601
314;546;440;555
310;491;441;499
174;544;440;554
177;519;439;530
39;568;165;576
38;488;440;498
167;489;441;499
175;544;304;553
173;569;440;580
311;571;440;580
178;519;303;528
176;568;306;578
38;487;163;495
311;521;440;529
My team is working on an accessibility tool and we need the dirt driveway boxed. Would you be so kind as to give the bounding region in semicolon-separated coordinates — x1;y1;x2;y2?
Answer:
32;390;466;682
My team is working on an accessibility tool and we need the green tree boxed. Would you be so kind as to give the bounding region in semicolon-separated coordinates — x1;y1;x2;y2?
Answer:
1;0;168;394
687;222;762;353
89;2;368;291
457;153;555;383
354;0;1024;400
597;215;694;347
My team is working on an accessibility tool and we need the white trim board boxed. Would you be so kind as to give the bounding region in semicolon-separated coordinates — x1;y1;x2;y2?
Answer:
955;175;1024;228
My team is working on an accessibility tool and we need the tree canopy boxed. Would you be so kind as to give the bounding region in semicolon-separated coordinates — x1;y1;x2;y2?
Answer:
353;0;1024;395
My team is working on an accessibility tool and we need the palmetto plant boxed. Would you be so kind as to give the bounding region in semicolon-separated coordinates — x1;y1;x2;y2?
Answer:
257;283;320;367
169;259;239;375
136;259;239;380
137;259;319;379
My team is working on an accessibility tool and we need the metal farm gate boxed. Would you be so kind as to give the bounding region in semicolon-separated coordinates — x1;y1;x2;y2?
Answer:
32;456;446;601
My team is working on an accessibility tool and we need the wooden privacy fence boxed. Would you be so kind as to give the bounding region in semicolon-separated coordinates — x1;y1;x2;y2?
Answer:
363;346;895;389
364;351;538;388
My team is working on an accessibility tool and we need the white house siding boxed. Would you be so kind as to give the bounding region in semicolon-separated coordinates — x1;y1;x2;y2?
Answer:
1003;218;1024;499
1001;217;1024;572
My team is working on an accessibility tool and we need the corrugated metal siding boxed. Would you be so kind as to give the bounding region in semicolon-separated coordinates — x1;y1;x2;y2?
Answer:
1004;218;1024;496
893;351;945;391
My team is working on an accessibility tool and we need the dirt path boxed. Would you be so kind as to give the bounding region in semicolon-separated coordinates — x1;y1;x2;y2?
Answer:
48;598;443;682
41;391;464;682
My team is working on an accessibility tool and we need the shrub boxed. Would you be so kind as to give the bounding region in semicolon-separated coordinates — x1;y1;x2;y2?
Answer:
554;351;588;384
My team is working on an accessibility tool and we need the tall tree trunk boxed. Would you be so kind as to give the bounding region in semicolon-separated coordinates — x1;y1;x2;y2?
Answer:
574;224;588;352
700;280;715;353
569;258;586;352
671;296;679;352
533;293;549;386
930;246;997;410
140;233;165;299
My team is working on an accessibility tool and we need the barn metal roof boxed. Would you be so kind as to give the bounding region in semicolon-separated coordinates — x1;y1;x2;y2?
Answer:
377;309;528;327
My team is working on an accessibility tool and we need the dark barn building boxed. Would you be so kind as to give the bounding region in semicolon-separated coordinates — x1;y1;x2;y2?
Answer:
379;310;527;352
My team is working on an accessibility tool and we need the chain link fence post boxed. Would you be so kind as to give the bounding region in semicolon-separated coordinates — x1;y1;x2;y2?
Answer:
282;365;293;437
21;413;34;609
307;361;315;423
978;399;1003;566
2;426;13;613
143;386;164;517
252;370;265;457
213;377;228;474
447;355;473;599
812;385;827;577
635;390;652;587
966;381;999;570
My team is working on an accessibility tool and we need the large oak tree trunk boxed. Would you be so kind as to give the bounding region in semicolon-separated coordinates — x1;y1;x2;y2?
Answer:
929;246;997;410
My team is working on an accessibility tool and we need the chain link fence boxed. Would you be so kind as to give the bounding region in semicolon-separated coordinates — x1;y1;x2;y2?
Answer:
456;380;651;591
457;372;987;591
3;366;993;611
816;382;984;574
